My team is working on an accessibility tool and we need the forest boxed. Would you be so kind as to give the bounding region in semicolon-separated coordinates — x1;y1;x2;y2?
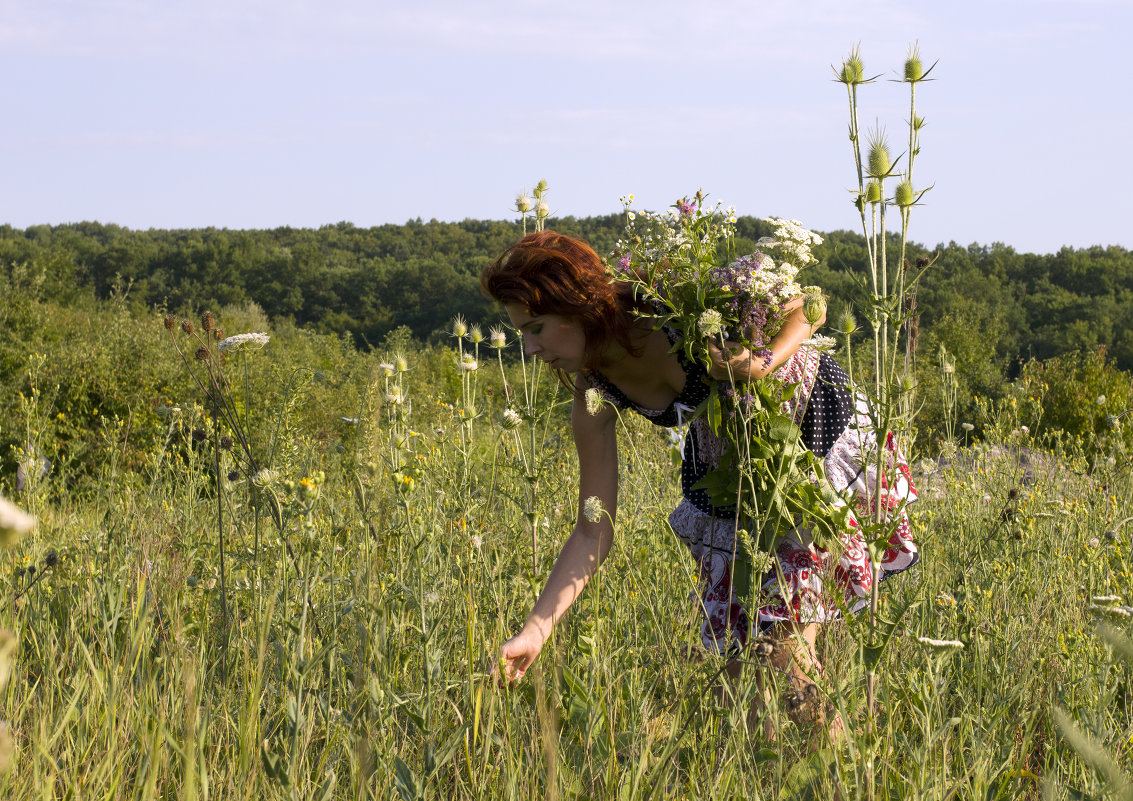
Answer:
1;216;1130;374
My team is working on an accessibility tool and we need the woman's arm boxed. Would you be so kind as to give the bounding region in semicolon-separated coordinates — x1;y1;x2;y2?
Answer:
495;381;619;682
706;297;821;381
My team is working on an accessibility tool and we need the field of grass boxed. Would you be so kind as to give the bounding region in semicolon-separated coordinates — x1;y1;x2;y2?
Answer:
1;304;1131;800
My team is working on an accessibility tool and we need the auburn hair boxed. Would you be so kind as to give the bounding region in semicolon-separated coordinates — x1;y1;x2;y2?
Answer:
480;230;650;370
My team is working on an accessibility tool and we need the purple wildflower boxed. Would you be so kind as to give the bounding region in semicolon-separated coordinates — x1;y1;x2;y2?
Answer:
678;200;696;217
617;254;632;271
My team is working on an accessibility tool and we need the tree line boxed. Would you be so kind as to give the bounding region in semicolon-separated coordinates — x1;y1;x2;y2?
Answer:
1;216;1130;374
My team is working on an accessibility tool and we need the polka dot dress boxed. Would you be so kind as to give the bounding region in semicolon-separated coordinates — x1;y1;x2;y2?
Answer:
585;334;919;655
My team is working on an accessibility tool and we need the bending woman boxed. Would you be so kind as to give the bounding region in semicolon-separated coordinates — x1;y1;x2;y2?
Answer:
482;229;918;719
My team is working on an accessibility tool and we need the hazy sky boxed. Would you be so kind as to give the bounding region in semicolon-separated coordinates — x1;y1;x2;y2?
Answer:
1;0;1129;254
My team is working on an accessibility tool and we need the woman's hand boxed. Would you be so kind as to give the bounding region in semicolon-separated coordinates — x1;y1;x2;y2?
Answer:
494;626;546;683
706;339;752;381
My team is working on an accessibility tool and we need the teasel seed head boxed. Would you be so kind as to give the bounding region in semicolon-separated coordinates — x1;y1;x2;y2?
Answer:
535;200;550;220
43;550;58;568
194;345;210;361
192;428;207;443
533;179;548;199
201;310;215;332
450;315;468;338
214;329;223;341
489;326;508;349
227;470;240;481
837;48;865;85
865;180;882;205
904;47;924;82
515;192;533;213
467;324;484;345
181;319;195;335
895;180;915;208
220;435;233;450
867;131;892;178
803;287;827;326
916;256;931;269
164;315;176;331
836;309;858;336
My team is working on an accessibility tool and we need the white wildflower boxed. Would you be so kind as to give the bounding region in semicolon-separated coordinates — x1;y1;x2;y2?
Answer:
1096;394;1107;406
916;637;965;650
961;422;974;432
470;534;483;550
251;469;279;488
0;495;35;546
500;408;522;430
217;332;270;353
1092;595;1122;604
1088;604;1133;618
459;354;478;372
379;362;395;377
582;495;605;523
802;334;838;352
584;388;603;416
385;391;405;405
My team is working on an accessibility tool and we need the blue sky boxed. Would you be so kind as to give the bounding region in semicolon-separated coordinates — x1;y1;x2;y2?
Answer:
1;0;1129;254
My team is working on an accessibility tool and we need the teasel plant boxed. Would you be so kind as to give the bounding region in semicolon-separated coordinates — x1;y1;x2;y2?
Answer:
834;43;938;746
485;181;563;572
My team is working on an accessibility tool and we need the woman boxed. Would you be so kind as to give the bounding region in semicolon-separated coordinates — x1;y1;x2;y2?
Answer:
482;229;918;729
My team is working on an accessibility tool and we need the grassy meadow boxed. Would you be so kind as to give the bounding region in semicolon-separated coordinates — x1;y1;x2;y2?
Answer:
0;291;1130;801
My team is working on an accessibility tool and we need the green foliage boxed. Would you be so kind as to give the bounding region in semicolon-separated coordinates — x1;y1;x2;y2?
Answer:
1019;347;1133;458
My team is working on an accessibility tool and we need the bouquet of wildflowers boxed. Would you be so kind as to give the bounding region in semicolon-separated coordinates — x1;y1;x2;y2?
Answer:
610;192;846;552
611;192;826;372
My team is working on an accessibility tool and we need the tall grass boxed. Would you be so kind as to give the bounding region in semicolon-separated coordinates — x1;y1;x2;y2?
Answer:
0;293;1128;798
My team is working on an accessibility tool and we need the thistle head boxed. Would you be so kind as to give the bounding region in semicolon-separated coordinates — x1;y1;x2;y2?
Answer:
904;45;924;82
865;179;882;205
802;287;827;326
837;47;865;85
895;180;915;208
867;130;892;178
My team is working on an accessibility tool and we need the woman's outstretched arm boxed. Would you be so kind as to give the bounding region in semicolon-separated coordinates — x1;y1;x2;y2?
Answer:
706;297;821;381
495;382;619;682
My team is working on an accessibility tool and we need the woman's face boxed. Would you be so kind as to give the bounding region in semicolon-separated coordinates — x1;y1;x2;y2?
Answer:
505;303;588;372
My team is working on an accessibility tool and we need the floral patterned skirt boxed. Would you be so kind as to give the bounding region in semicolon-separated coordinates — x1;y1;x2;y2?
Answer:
667;391;920;655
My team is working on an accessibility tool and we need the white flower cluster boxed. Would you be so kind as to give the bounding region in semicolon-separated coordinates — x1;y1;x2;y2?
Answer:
217;332;270;353
758;217;824;268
